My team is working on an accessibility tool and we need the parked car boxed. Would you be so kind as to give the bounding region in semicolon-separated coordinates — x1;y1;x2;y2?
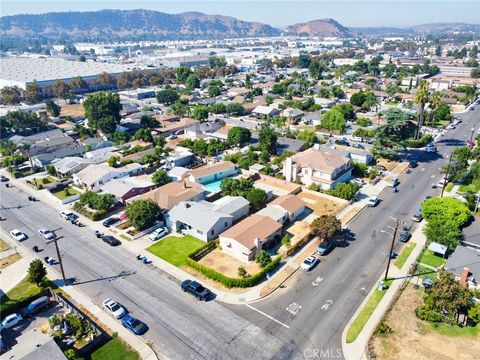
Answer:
423;277;433;289
425;144;436;153
334;139;350;146
0;175;8;182
367;196;379;207
0;313;22;331
446;123;456;130
351;135;363;142
102;299;126;319
23;296;50;317
351;178;364;187
10;229;27;241
121;315;148;335
38;228;55;240
412;212;423;222
102;217;120;227
437;177;448;188
149;227;168;241
408;160;418;168
300;256;319;271
102;235;121;246
180;280;211;301
60;211;78;221
399;230;411;243
317;241;335;256
351;143;365;149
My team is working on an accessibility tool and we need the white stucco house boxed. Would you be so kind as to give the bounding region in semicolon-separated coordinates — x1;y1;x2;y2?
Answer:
73;163;143;192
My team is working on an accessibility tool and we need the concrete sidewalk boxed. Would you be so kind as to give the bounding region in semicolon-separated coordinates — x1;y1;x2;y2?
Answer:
341;222;427;360
0;229;158;360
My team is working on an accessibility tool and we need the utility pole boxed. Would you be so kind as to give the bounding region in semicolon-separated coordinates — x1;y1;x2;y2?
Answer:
441;153;453;198
384;219;399;282
48;237;67;286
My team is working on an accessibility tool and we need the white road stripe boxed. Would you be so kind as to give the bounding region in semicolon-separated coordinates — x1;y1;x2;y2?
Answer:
245;304;290;329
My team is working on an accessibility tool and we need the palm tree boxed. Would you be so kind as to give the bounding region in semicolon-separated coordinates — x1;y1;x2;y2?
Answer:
414;80;430;139
428;92;442;129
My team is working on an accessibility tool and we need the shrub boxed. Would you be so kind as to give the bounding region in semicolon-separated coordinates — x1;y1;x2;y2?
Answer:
353;128;376;138
186;246;281;288
238;267;247;278
356;118;372;127
375;321;393;335
281;234;291;248
407;134;432;148
416;306;443;323
42;177;50;184
256;250;272;268
326;182;360;200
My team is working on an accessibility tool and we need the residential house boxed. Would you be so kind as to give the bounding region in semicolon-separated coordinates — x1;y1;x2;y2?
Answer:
168;166;190;181
268;195;306;222
165;148;194;168
99;176;155;203
84;146;119;163
302;111;323;126
32;146;86;168
283;146;352;189
127;181;206;211
282;108;305;122
73;163;143;191
154;116;199;137
166;196;249;241
51;157;93;176
252;105;279;117
445;246;480;290
318;143;374;165
10;129;76;156
256;206;289;224
314;97;336;108
219;215;283;263
185;161;238;185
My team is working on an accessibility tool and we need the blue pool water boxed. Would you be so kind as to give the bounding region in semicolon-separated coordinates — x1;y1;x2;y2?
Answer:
202;179;224;193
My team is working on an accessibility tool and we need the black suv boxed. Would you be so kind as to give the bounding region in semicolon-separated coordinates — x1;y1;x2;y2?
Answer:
181;280;211;301
102;217;119;227
399;229;411;243
102;235;121;246
334;139;350;147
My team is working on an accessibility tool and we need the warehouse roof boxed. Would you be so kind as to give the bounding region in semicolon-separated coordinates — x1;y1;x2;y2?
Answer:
0;57;131;83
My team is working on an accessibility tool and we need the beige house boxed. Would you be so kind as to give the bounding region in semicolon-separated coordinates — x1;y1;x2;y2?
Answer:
127;181;206;211
283;146;352;190
269;195;306;222
219;215;282;263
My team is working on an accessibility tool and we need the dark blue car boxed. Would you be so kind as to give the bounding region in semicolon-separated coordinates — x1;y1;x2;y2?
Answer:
121;315;148;335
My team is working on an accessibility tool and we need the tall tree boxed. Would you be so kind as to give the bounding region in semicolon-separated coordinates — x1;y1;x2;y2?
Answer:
82;92;121;133
25;81;43;104
258;125;278;154
414;80;430;139
0;86;25;105
52;80;71;100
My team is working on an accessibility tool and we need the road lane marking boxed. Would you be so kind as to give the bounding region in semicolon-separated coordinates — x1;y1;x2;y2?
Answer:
245;304;290;329
286;302;302;315
321;299;333;311
312;276;324;286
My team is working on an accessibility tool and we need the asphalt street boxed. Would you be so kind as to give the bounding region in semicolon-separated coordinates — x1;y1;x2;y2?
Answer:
224;107;479;360
0;188;298;360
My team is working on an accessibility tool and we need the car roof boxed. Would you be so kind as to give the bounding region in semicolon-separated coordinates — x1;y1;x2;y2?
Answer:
305;256;316;261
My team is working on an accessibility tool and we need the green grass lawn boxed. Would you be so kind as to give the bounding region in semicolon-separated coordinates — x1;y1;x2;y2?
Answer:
386;101;398;106
0;276;44;314
394;243;416;269
346;280;393;343
459;178;480;194
419;249;445;268
147;235;205;267
51;187;81;200
428;323;480;337
91;335;140;360
444;182;454;193
34;176;56;188
415;265;437;280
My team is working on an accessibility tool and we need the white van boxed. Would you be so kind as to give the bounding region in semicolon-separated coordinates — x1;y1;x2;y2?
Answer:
437;177;448;188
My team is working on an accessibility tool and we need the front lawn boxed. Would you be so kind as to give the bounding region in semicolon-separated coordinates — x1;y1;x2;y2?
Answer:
147;235;205;267
427;323;480;337
415;265;437;280
51;187;81;200
33;176;56;189
419;249;445;268
394;243;416;269
459;178;480;194
346;279;393;343
0;275;44;314
91;335;140;360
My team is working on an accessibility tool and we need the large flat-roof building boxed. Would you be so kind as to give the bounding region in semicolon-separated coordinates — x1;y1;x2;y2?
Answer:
0;57;138;91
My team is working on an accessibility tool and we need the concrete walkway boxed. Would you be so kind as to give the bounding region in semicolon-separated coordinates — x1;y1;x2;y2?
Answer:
0;227;158;360
342;221;427;360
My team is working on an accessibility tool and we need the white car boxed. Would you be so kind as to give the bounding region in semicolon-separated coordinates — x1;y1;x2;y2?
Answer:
425;145;436;153
300;256;319;271
0;313;22;331
10;229;27;241
367;196;379;207
437;177;448;188
446;124;456;130
102;298;126;319
38;228;55;240
149;227;168;241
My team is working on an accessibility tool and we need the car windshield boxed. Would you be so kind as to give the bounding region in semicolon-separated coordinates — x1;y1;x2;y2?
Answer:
111;303;120;311
132;320;144;331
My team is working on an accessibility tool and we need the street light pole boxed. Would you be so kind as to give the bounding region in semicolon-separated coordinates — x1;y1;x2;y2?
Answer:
48;237;67;286
441;153;453;198
384;219;399;282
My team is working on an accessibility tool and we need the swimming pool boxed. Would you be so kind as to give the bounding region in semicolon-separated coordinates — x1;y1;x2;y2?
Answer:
202;179;224;193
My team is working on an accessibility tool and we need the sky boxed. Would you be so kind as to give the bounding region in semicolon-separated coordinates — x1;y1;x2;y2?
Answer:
0;1;478;28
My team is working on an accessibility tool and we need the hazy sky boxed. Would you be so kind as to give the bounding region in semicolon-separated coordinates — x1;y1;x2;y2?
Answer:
1;1;478;27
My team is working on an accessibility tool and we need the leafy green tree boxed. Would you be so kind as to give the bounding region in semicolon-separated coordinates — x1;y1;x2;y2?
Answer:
281;234;291;248
83;92;121;133
424;219;461;251
468;303;480;324
208;84;221;97
5;110;48;134
111;131;131;144
227;127;251;146
296;53;312;68
24;81;42;104
140;115;158;129
422;197;471;228
255;250;272;268
326;182;360;200
220;177;254;197
332;103;355;121
237;266;247;278
92;193;114;212
209;103;226;114
175;66;193;84
470;67;480;79
152;169;172;187
28;259;47;285
310;215;341;241
156;88;179;105
320;109;346;132
309;61;324;80
350;92;366;107
46;164;56;176
107;155;119;168
246;188;268;211
134;128;153;142
208;56;227;68
192;105;209;121
126;199;161;230
225;102;244;116
258;125;278;154
52;80;71;100
185;74;200;90
45;99;60;117
0;86;24;105
331;85;345;99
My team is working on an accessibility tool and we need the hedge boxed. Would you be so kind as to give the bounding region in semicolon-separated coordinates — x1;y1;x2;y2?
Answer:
186;245;282;288
73;202;106;221
407;134;433;148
